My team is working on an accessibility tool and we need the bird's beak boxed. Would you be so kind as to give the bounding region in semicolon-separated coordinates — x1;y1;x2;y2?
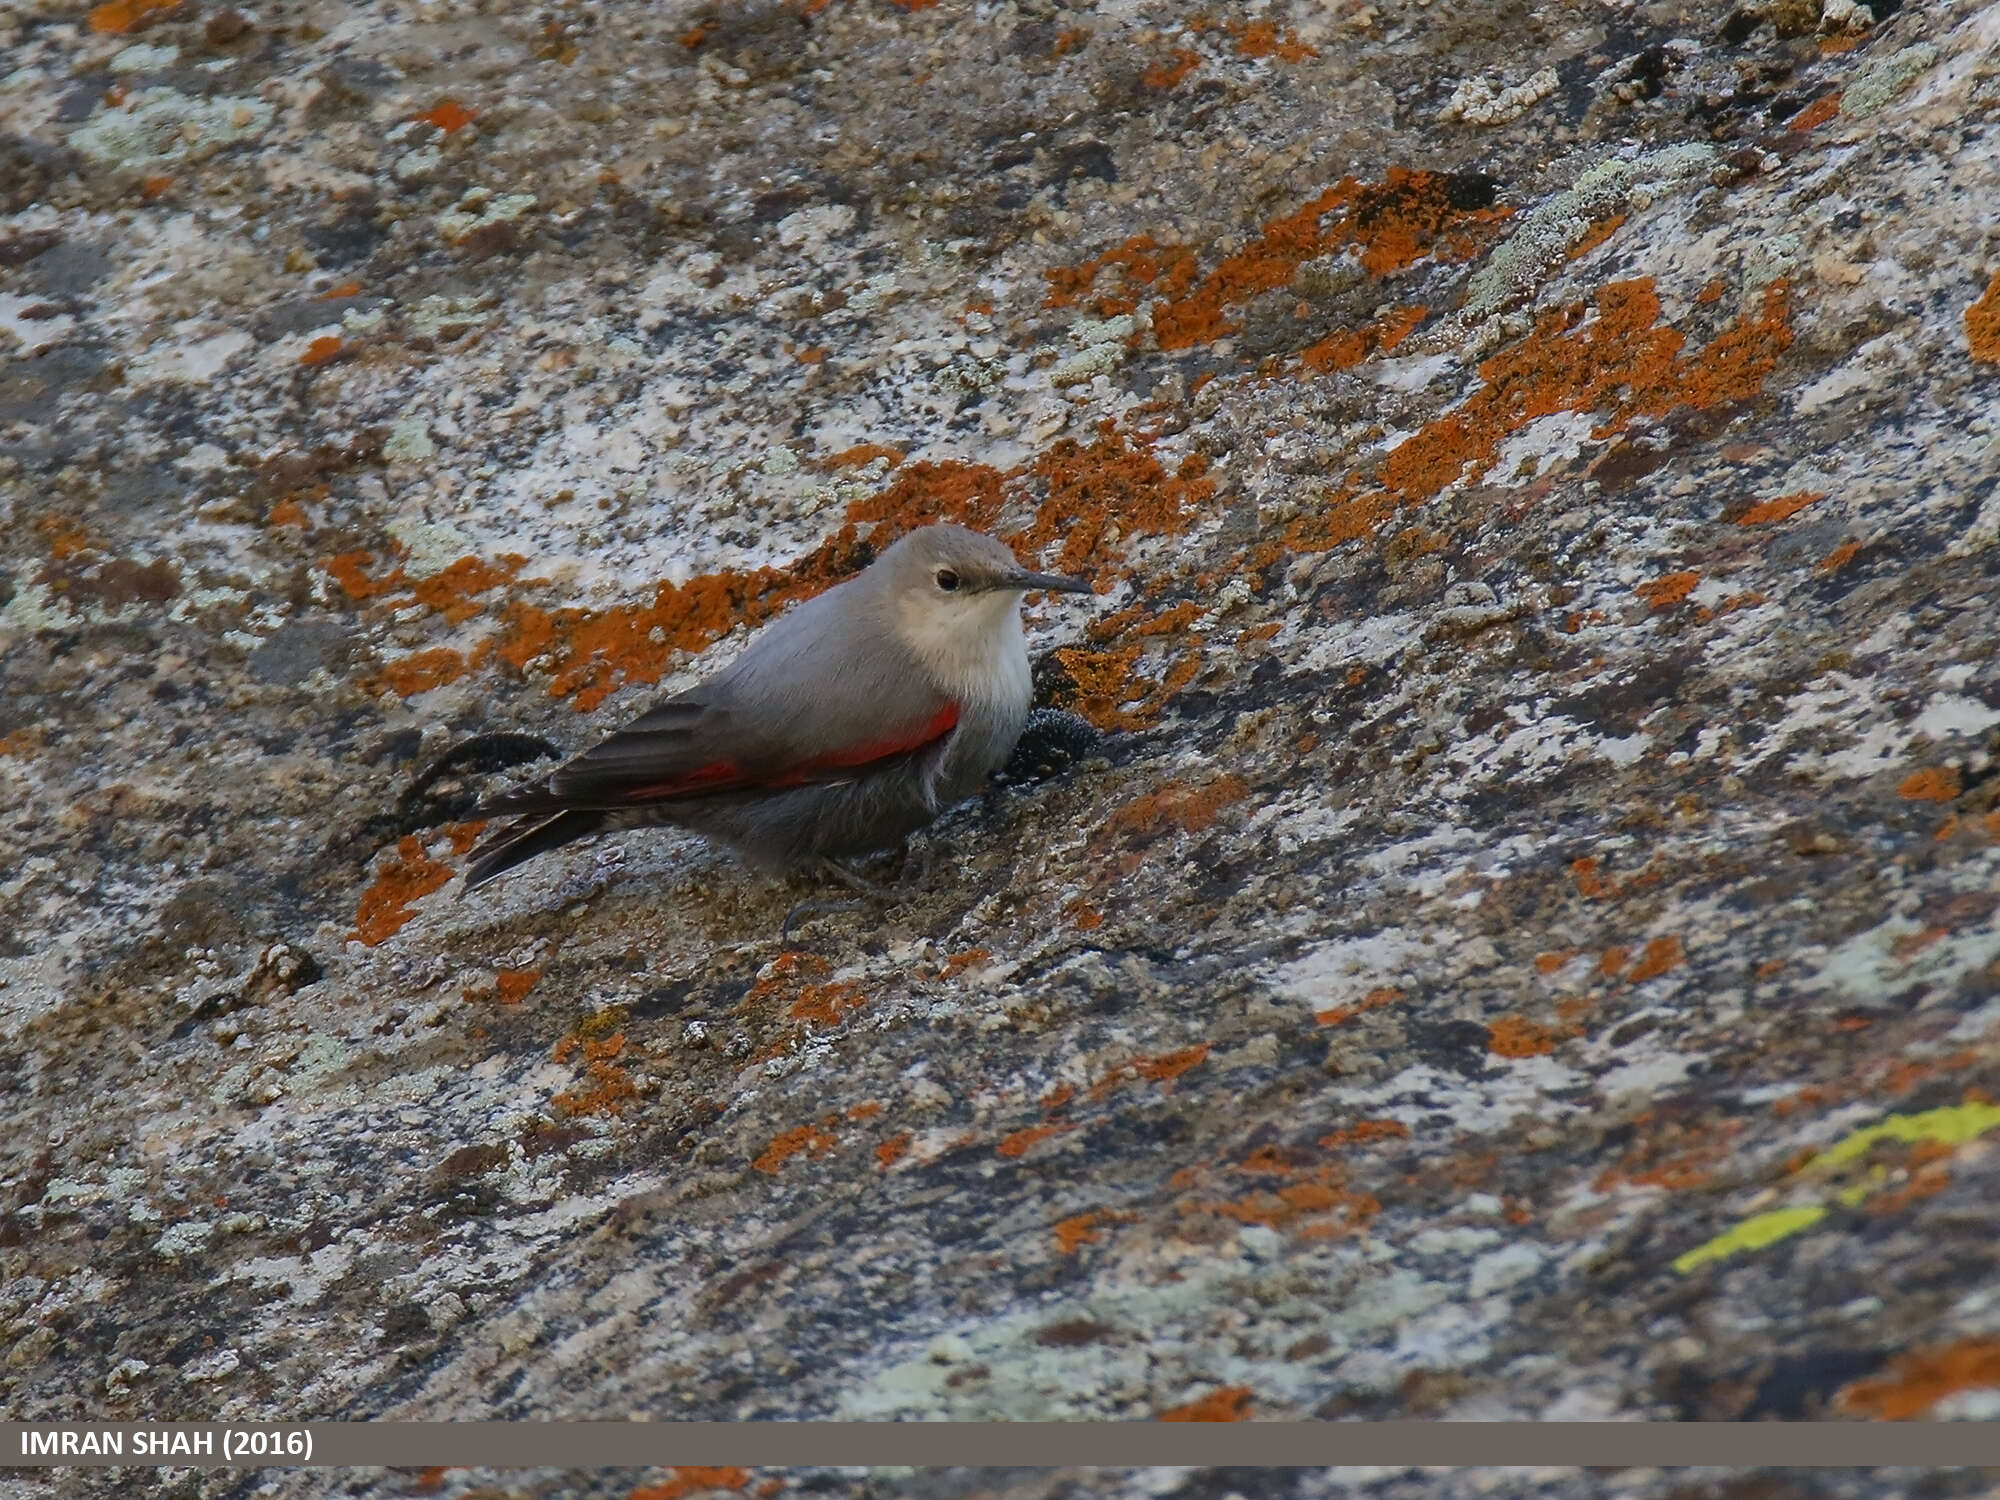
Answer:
1003;569;1094;595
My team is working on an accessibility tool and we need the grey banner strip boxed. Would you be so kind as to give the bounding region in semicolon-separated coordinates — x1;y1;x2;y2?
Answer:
4;1422;1994;1468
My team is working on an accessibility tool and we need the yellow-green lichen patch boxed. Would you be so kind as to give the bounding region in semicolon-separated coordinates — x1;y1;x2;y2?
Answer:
1675;1100;2000;1273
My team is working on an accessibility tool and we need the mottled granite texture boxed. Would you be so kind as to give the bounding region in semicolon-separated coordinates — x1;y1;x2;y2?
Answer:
6;0;2000;1482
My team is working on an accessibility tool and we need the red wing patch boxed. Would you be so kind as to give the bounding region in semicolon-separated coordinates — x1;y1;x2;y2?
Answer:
620;703;960;802
621;760;748;801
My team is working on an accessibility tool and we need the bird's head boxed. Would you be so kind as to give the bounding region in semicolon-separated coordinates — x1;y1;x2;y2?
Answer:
872;523;1092;679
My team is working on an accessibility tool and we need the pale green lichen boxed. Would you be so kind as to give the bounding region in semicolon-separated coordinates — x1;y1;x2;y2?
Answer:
383;418;435;465
437;189;539;245
1840;43;1939;119
1456;143;1718;331
69;88;273;167
109;43;180;73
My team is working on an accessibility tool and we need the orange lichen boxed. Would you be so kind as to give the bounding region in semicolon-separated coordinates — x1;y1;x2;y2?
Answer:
996;1122;1071;1158
351;835;452;946
412;555;531;620
1282;480;1396;555
1315;985;1403;1028
1535;949;1578;974
1566;213;1626;261
1044;235;1201;319
939;947;992;979
752;1124;838;1174
495;968;540;1004
1055;642;1204;730
1086;1043;1211;1101
743;952;832;1004
847;457;1011;537
1025;429;1216;575
1166;172;1508;349
316;280;364;300
1161;1386;1254;1422
324;550;403;601
1047;170;1507;347
1891;925;1949;960
1837;1339;2000;1420
1134;1043;1209;1085
1635;570;1700;610
553;1031;625;1065
1054;1209;1109;1254
374;647;470;697
1627;934;1686;983
300;335;344;367
1595;1116;1742;1193
1865;1161;1954;1216
875;1131;912;1168
1380;279;1793;508
1487;1015;1558;1057
414;98;478;134
825;443;905;469
35;514;93;560
788;979;866;1028
554;1049;640;1116
1817;539;1861;573
1231;20;1316;60
266;498;311;529
1143;48;1201;89
1789;93;1844;131
1299;302;1429;374
1088;600;1205;643
1194;1165;1379;1234
1319;1118;1409;1149
1571;857;1610;896
630;1470;754;1500
1967;271;2000;365
88;0;177;33
1900;767;1962;802
1738;489;1825;525
1106;775;1250;839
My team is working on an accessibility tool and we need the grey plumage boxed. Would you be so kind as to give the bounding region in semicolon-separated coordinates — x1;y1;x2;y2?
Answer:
462;524;1092;892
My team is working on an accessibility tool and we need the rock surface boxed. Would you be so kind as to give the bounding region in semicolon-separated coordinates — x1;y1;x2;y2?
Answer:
6;0;2000;1481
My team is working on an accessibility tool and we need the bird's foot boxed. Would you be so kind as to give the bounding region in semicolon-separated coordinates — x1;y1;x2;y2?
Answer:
776;856;923;939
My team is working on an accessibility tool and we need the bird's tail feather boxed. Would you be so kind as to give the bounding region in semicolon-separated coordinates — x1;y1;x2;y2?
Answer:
461;809;606;893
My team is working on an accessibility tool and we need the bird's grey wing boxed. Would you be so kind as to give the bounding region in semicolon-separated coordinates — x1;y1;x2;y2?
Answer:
474;694;740;815
474;689;962;816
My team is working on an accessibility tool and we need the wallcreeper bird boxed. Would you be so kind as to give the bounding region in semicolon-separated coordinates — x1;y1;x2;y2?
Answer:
462;524;1094;892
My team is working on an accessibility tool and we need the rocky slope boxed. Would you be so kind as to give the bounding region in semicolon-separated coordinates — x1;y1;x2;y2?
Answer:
5;0;2000;1484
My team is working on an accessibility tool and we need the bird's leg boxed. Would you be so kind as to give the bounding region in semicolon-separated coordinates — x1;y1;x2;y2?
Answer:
776;859;893;939
781;895;869;941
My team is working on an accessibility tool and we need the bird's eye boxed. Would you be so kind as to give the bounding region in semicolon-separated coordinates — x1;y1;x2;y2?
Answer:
935;569;960;592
